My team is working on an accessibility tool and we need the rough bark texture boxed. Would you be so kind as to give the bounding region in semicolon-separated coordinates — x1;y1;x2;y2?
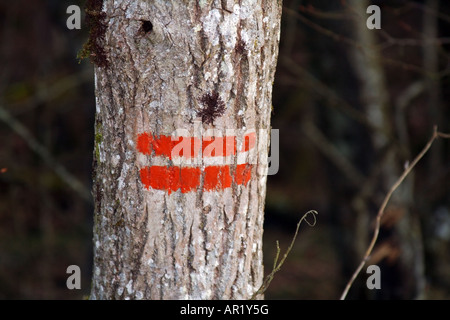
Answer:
90;0;282;300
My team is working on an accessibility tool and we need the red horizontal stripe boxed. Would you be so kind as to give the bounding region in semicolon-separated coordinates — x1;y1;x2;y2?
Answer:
203;165;232;191
137;132;256;159
139;164;253;193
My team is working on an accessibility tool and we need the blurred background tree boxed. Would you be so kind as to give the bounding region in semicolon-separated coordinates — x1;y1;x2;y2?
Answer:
0;0;449;299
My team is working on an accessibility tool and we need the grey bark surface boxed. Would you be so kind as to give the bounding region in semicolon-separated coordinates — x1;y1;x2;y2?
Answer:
90;0;282;300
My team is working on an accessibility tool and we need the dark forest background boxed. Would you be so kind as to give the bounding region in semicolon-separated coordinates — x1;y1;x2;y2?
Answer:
0;0;449;299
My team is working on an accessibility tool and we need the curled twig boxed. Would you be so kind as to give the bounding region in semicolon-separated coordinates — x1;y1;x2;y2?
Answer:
251;210;318;299
340;126;450;300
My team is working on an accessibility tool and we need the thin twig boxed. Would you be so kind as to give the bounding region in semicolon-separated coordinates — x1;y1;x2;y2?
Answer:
302;122;366;187
10;68;93;116
283;7;360;49
283;6;442;77
340;126;450;300
251;210;318;299
0;105;92;203
298;5;349;20
280;56;376;131
408;1;450;24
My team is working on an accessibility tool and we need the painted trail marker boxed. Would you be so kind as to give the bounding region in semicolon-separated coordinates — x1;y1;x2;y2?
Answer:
137;132;256;160
136;131;256;194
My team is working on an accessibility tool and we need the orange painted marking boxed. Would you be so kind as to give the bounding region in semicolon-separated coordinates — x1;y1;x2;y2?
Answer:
139;166;201;194
139;165;253;193
137;131;255;193
137;132;256;159
203;165;232;191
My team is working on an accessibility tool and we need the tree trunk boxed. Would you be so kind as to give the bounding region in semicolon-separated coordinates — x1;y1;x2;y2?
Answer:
89;0;282;300
348;0;425;299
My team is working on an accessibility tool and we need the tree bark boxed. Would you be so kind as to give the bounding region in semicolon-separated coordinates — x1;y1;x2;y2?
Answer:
90;0;282;300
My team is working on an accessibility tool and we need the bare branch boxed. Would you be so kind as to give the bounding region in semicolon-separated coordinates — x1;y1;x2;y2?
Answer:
298;4;349;20
0;105;92;203
283;6;445;77
251;210;318;299
302;121;366;187
10;68;93;116
408;1;450;24
280;56;376;131
340;126;450;300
